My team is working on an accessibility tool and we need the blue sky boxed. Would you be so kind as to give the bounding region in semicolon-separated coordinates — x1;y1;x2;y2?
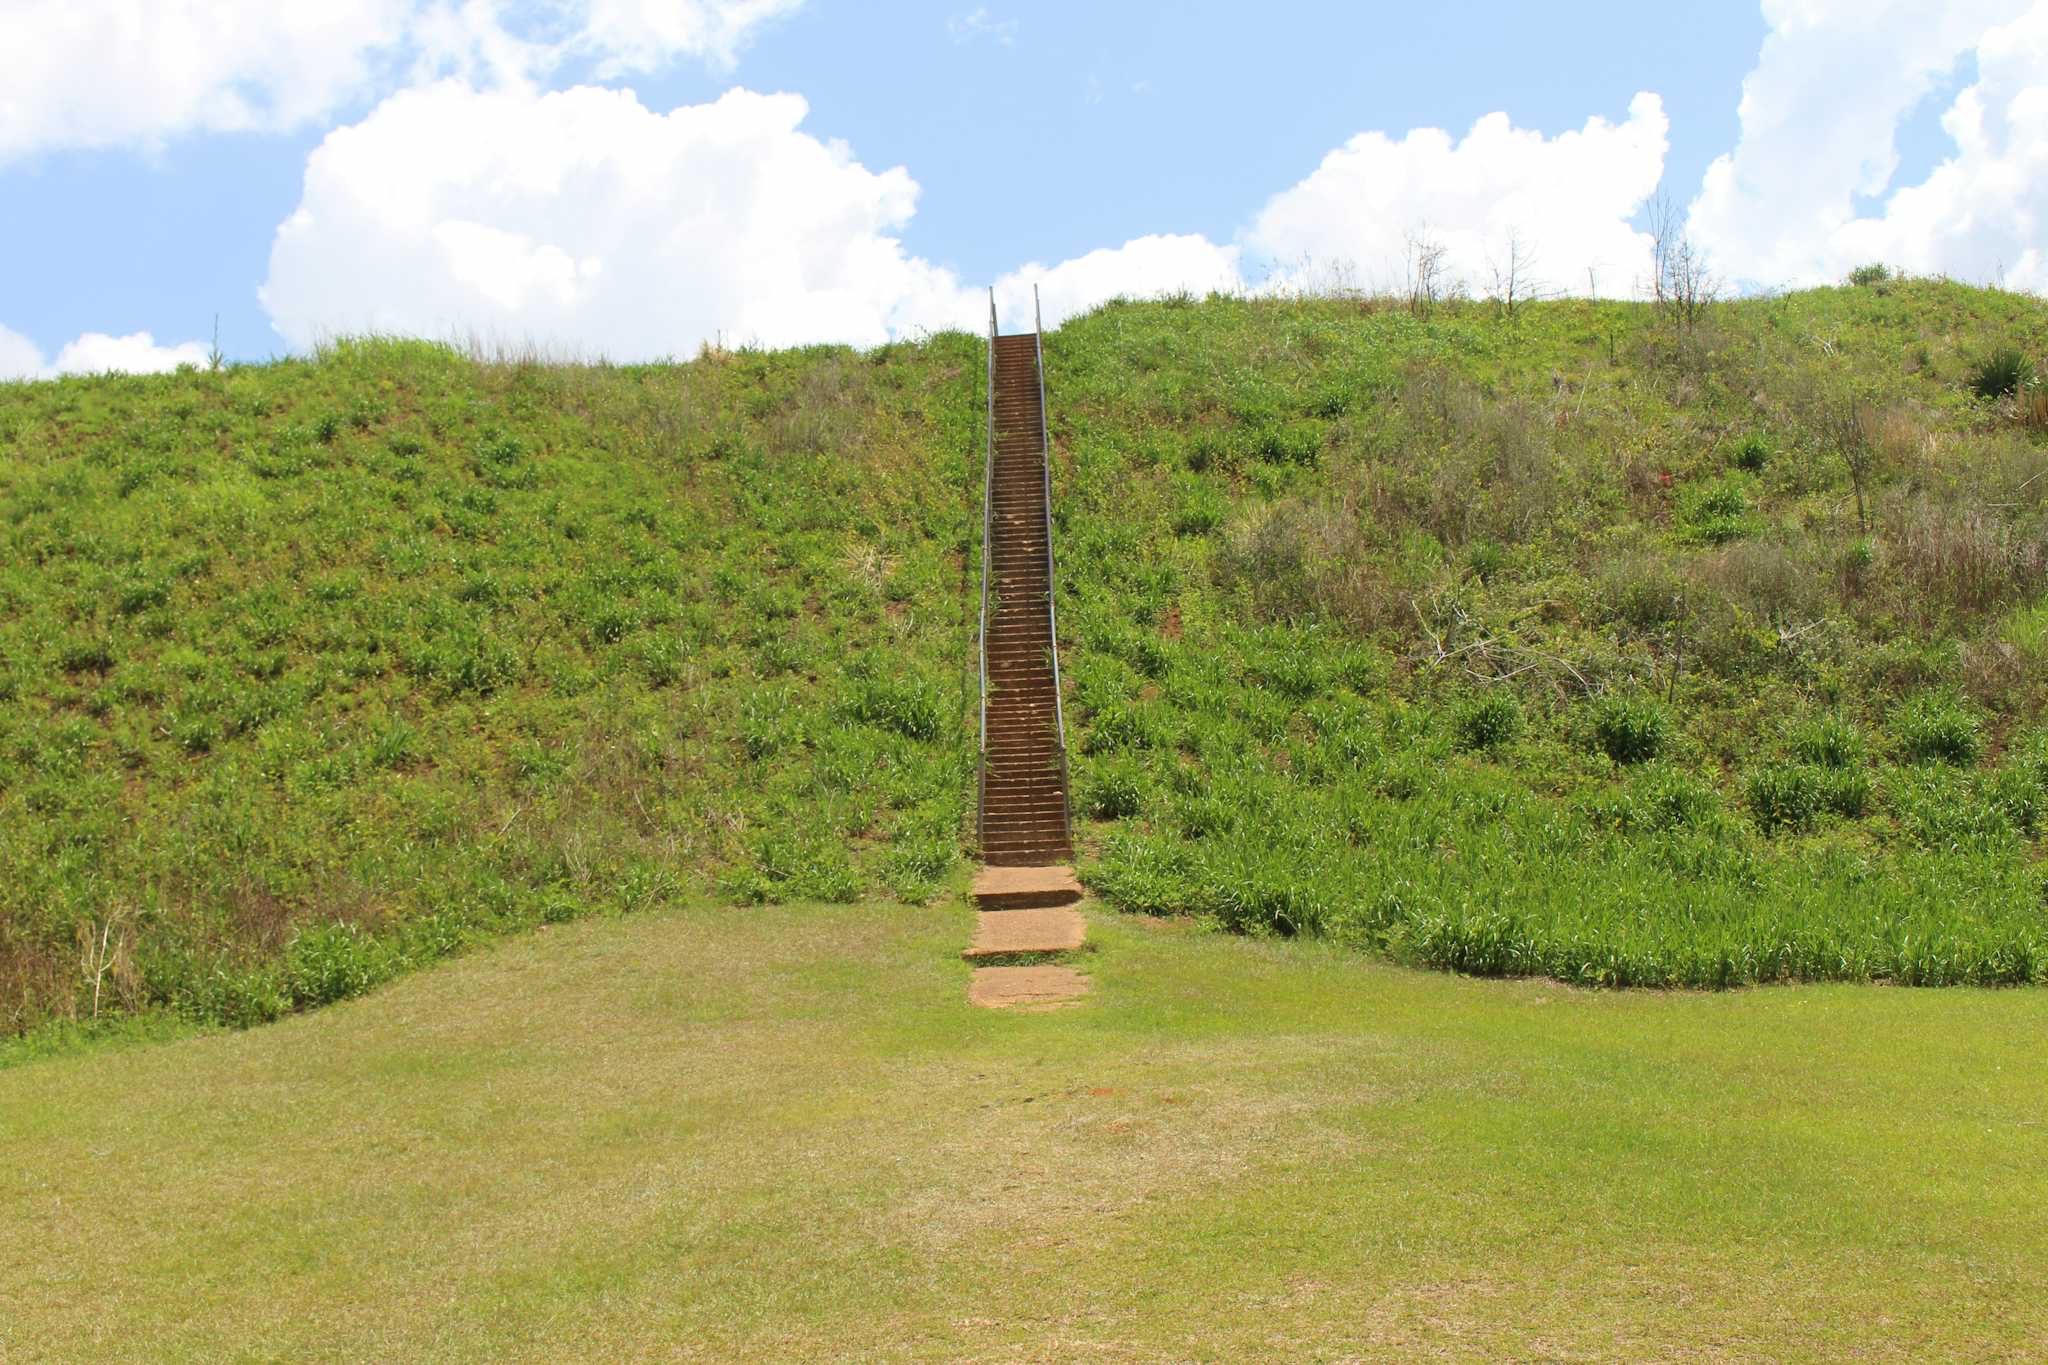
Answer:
2;1;2042;374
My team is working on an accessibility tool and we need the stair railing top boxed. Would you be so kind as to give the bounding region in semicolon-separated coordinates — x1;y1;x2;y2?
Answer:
977;288;995;844
1032;284;1074;851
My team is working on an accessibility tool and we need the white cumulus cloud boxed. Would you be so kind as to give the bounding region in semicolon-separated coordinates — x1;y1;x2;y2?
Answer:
256;80;1693;356
0;326;210;381
1690;0;2048;289
0;0;800;161
0;325;46;380
994;235;1243;330
54;331;212;375
1245;94;1671;299
256;79;1264;355
0;0;413;160
577;0;803;73
258;82;979;356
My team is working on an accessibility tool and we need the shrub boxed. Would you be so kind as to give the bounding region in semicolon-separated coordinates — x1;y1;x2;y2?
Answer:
1213;497;1388;628
1082;760;1146;819
1250;421;1324;467
1597;554;1687;630
638;635;688;687
884;834;956;900
1820;767;1875;819
1884;503;2044;618
740;692;801;759
1172;475;1226;536
1453;693;1523;752
730;833;861;904
1183;430;1229;472
1083;702;1158;753
1847;263;1891;287
1464;540;1507;584
1677;477;1757;545
1896;693;1982;765
1589;695;1669;765
1246;637;1328;700
841;672;942;741
1745;764;1820;833
1728;433;1770;471
1968;349;2031;400
1841;536;1876;575
286;922;385;1008
1789;715;1866;769
1746;763;1873;833
1626;766;1724;832
1984;764;2044;838
59;638;116;675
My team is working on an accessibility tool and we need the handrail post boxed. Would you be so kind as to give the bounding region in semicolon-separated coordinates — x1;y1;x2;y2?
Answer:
977;288;995;852
1032;284;1073;853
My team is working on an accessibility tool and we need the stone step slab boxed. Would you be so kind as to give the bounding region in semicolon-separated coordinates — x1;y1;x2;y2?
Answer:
962;907;1087;961
966;964;1090;1011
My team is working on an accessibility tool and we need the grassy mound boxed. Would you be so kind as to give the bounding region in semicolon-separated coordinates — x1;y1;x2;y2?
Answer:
4;278;2048;1033
0;337;977;1034
1055;284;2048;986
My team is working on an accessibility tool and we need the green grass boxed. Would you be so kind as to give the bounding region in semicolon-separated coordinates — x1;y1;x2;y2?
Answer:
5;280;2048;1037
4;903;2046;1361
1049;282;2048;987
0;338;981;1034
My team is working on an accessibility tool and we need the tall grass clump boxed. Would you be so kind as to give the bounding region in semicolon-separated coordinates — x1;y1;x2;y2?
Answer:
1588;696;1669;765
1453;693;1523;752
1896;693;1983;765
1789;715;1867;769
1968;348;2031;400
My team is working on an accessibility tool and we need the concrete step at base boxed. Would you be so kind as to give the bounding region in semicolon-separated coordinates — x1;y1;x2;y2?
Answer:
962;906;1087;960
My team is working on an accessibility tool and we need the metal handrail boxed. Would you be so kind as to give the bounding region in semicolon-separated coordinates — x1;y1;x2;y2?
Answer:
976;288;995;850
1032;284;1073;851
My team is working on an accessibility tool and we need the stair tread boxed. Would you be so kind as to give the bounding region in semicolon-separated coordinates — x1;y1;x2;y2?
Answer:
981;329;1071;854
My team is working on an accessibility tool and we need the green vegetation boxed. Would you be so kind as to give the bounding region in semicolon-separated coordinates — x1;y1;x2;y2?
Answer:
6;279;2048;1035
1055;282;2048;986
1969;346;2032;400
5;902;2047;1361
0;337;979;1036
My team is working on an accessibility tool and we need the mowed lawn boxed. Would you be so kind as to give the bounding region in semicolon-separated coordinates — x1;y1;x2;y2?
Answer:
5;905;2045;1362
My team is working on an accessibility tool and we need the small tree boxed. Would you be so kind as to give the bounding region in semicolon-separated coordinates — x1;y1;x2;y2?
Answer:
1646;193;1718;332
1806;378;1880;533
1405;227;1450;319
1485;228;1546;323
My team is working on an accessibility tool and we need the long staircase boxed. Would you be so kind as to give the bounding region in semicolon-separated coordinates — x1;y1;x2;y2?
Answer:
977;290;1073;868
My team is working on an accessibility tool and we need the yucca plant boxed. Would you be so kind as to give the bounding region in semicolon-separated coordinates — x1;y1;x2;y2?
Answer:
1967;348;2030;400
